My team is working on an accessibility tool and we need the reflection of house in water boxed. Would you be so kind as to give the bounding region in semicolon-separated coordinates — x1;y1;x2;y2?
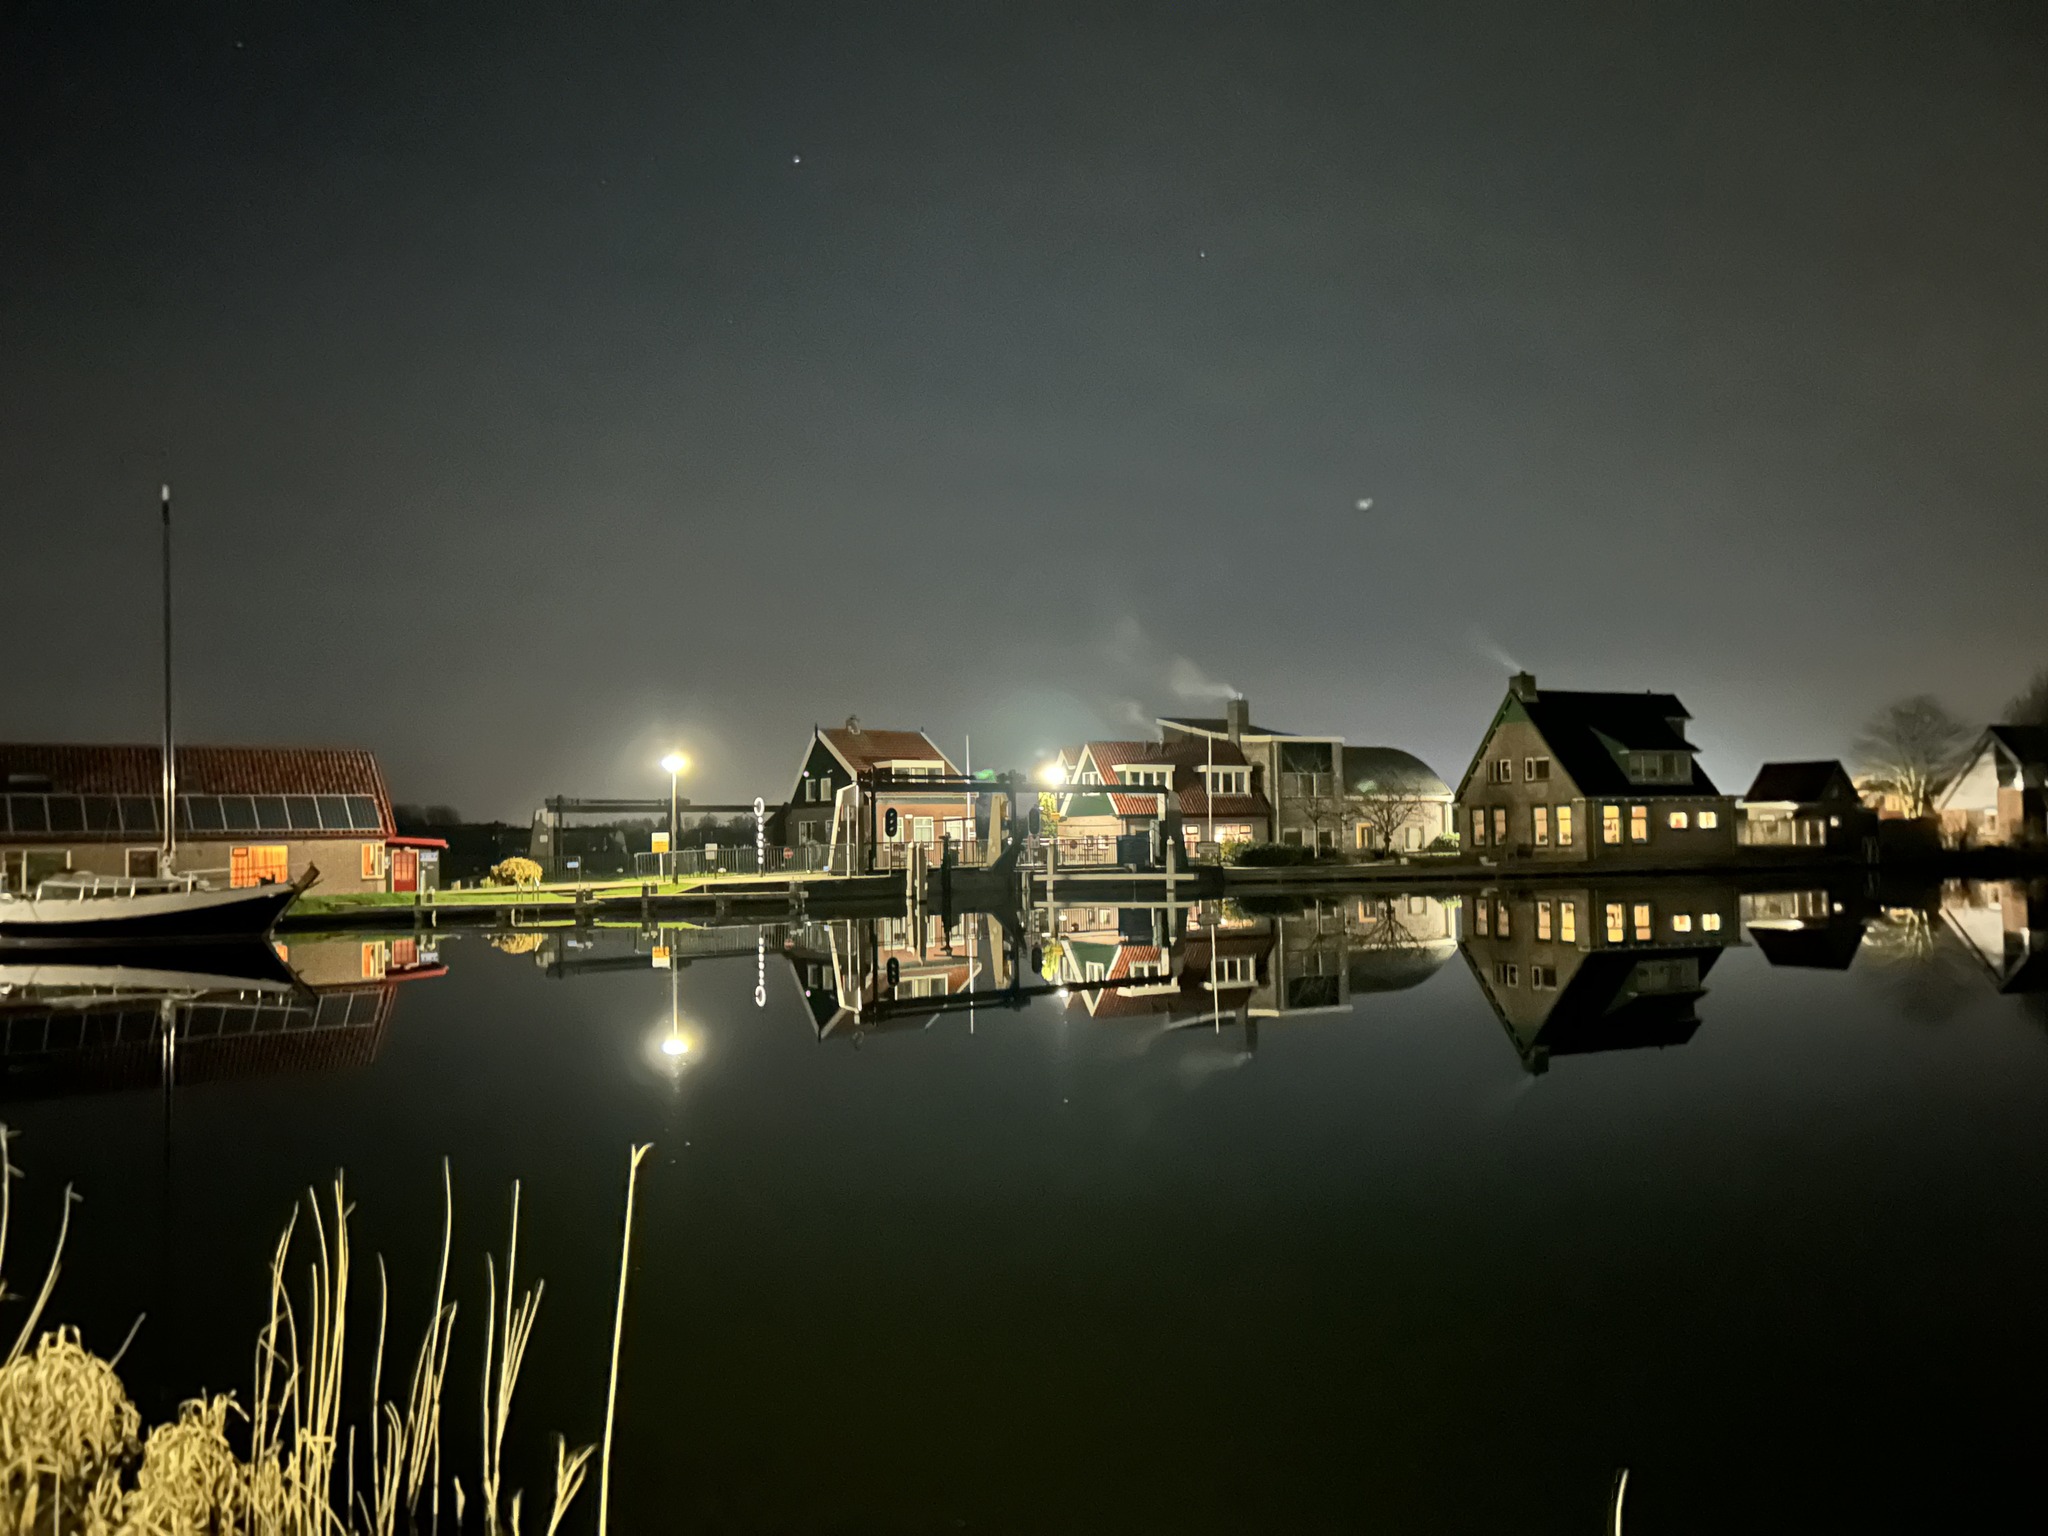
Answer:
783;914;1007;1039
1939;881;2048;994
1460;881;1742;1073
0;933;440;1100
1739;887;1868;970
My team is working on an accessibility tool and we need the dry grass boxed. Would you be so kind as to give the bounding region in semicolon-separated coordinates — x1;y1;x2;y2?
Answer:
0;1129;650;1535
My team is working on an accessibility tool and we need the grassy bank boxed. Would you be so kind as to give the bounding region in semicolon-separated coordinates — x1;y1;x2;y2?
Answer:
294;871;814;917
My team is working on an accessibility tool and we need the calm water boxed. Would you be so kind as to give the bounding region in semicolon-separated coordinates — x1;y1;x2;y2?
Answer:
4;878;2047;1533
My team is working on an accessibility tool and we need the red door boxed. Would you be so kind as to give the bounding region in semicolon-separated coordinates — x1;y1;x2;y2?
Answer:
391;847;419;893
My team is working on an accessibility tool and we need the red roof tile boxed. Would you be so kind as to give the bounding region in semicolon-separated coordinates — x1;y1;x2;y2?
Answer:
0;744;393;828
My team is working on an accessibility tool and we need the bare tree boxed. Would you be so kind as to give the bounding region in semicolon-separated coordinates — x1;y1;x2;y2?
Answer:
1853;695;1971;818
1351;788;1430;857
2007;666;2048;727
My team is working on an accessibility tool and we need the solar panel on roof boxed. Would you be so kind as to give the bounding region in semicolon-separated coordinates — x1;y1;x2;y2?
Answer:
254;796;290;831
46;797;84;833
219;796;256;832
184;795;224;832
82;796;119;832
345;796;382;831
316;795;350;830
286;796;321;831
120;797;159;833
8;796;47;834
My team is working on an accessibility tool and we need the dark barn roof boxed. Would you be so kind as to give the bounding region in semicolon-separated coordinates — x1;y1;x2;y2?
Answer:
1343;746;1451;798
1986;725;2048;767
1486;690;1719;797
0;743;390;802
1742;760;1857;804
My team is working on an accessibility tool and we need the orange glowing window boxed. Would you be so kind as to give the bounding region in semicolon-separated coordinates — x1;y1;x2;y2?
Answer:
361;942;386;980
230;845;289;888
360;842;385;881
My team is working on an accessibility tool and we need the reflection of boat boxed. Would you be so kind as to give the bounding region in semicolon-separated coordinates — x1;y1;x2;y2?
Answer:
0;868;313;949
0;939;302;995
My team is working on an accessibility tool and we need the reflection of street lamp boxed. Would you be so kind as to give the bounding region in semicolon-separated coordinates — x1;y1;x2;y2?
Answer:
660;753;689;879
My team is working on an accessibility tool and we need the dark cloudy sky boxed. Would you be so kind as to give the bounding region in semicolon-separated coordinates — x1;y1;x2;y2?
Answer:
5;1;2045;816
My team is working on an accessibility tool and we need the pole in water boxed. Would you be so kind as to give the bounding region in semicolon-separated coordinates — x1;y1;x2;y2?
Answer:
1609;1467;1628;1535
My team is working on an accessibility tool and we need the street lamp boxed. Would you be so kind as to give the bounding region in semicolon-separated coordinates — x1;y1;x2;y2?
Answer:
660;752;689;879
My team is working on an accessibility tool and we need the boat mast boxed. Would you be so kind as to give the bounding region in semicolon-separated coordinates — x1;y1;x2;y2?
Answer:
160;484;176;870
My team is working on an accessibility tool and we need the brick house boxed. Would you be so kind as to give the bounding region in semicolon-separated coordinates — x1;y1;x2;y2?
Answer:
1453;673;1737;866
0;744;411;895
1936;726;2048;848
1052;738;1271;854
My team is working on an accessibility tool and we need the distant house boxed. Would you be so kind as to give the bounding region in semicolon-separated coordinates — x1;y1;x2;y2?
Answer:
0;744;408;894
1053;738;1270;854
1453;673;1737;865
778;719;974;869
1940;881;2047;994
1935;726;2048;847
1459;877;1742;1073
1737;761;1876;857
1341;747;1454;854
1158;698;1346;850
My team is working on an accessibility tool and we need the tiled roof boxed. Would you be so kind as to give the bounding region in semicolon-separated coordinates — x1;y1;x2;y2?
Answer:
1742;761;1856;804
819;728;956;775
1158;716;1297;737
0;744;391;812
1073;739;1270;821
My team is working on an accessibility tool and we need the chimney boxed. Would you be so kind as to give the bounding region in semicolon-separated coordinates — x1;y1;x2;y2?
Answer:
844;715;862;735
1225;696;1249;743
1508;672;1538;704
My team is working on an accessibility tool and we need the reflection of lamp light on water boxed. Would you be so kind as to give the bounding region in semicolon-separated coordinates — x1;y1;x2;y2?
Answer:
660;1034;690;1059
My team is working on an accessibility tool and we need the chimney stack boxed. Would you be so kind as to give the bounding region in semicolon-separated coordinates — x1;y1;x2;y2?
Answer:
1225;696;1249;743
1509;672;1538;703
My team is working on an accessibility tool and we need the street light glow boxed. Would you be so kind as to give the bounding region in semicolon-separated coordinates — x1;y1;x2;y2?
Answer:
660;752;689;775
660;1035;689;1057
1037;762;1065;787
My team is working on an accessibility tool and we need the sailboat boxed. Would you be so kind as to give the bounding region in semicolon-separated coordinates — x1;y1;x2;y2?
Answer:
0;487;316;948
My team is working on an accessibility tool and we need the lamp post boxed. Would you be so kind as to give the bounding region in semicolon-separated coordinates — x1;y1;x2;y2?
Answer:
660;752;689;880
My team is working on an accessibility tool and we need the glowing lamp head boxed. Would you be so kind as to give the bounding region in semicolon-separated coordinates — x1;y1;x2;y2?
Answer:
660;1036;689;1058
661;753;688;776
1037;762;1066;788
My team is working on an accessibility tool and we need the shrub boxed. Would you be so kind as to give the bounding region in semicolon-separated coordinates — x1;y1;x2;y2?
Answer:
1426;834;1461;853
1224;842;1324;867
488;857;544;889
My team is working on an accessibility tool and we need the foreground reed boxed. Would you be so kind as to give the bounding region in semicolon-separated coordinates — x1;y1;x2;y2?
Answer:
0;1129;651;1535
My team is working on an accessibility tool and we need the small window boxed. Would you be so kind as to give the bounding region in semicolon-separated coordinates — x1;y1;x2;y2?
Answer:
1471;808;1487;847
1492;808;1507;846
1669;811;1689;830
1560;902;1578;943
1534;806;1550;846
1702;912;1722;932
1602;805;1621;845
185;795;225;832
1672;913;1693;932
219;795;257;831
1493;962;1519;987
1476;902;1490;936
1630;806;1649;843
317;795;352;830
1606;903;1626;943
126;848;161;878
1531;965;1558;990
1557;805;1574;847
361;843;385;881
1499;757;1513;782
1496;902;1511;938
1537;900;1553;940
1526;756;1551;781
286;796;322;831
1633;903;1653;941
1699;810;1720;829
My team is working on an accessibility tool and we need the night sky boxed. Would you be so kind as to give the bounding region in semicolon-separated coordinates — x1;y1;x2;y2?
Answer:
6;2;2045;817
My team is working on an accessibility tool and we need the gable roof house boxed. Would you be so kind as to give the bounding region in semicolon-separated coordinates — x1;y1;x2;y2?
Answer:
1737;760;1876;860
778;720;973;871
1454;673;1738;866
1053;738;1271;856
1935;726;2048;848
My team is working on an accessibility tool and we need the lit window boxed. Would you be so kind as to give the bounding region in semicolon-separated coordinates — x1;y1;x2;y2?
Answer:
1630;806;1649;843
1534;806;1550;846
360;843;384;881
1633;903;1653;941
1669;811;1689;830
1476;902;1490;936
1496;901;1511;937
1672;913;1693;932
1602;805;1622;845
231;845;290;888
1471;808;1487;847
1702;913;1722;932
1561;902;1578;943
1492;808;1507;845
1537;900;1553;940
1700;811;1720;829
1557;805;1574;846
1605;903;1625;943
